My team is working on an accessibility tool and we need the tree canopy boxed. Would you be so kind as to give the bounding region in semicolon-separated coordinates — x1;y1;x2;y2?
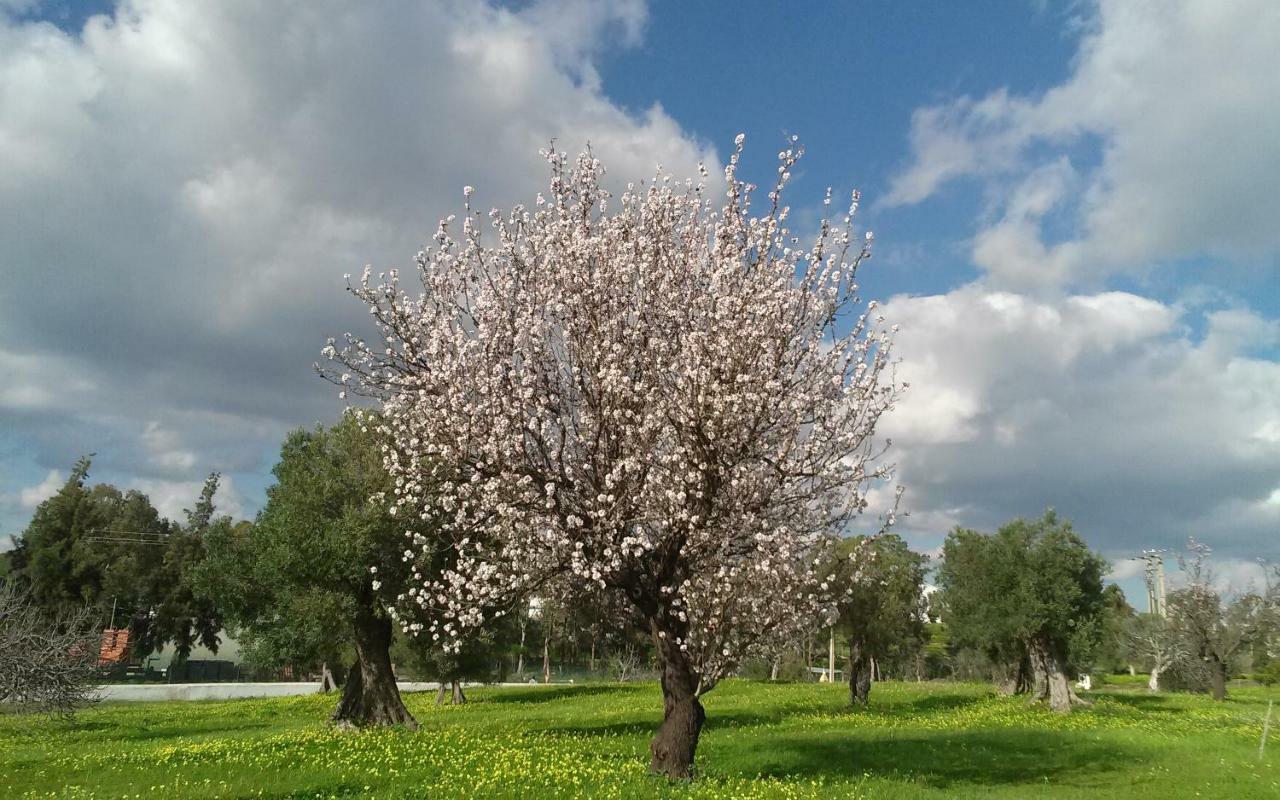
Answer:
8;458;224;661
825;534;928;704
199;413;432;727
937;510;1107;712
322;140;900;776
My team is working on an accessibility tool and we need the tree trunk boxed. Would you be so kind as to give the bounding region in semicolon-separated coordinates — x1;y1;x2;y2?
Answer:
319;662;338;693
1014;652;1032;694
770;656;781;681
330;609;417;729
648;624;705;779
542;632;551;684
1028;635;1073;714
998;653;1031;695
451;679;466;704
1148;667;1161;692
1028;644;1049;701
1209;656;1228;701
517;619;526;678
848;640;871;706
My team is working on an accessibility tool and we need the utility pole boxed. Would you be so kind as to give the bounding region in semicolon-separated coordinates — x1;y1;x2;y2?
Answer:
1142;550;1167;617
1157;557;1167;616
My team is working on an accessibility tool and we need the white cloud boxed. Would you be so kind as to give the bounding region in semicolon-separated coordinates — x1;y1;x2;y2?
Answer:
1104;558;1145;582
0;0;715;525
882;286;1280;562
134;474;245;523
0;348;96;412
877;0;1280;565
140;421;197;474
19;469;63;509
887;0;1280;289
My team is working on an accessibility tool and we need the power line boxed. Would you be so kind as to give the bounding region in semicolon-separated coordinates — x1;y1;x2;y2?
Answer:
85;528;172;547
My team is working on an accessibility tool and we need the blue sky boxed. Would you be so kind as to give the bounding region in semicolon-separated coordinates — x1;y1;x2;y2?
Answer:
1;0;1277;602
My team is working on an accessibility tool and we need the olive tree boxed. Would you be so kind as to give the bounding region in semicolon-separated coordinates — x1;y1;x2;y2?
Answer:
937;511;1107;713
824;534;928;705
322;138;900;776
200;415;425;727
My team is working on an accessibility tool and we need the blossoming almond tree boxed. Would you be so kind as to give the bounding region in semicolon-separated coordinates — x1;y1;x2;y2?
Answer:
322;137;900;777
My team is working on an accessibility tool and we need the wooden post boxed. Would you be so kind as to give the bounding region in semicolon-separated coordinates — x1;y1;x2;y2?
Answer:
828;628;836;684
1261;699;1273;761
542;633;550;684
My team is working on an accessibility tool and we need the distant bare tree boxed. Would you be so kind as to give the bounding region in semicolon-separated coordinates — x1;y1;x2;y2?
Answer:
614;644;642;682
1168;541;1263;700
0;582;102;718
1125;613;1186;692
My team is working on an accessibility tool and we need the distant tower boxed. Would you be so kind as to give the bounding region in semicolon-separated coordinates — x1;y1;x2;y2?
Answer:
1142;550;1167;617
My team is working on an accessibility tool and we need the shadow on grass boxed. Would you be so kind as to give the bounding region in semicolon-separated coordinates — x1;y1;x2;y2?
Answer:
545;707;810;739
882;692;991;715
475;684;624;705
743;729;1134;789
1095;693;1178;710
1;717;280;745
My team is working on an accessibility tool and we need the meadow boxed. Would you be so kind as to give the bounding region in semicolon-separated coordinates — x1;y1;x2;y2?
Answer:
2;680;1276;799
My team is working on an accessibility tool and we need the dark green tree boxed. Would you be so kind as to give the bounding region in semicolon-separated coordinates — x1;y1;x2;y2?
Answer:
1093;583;1135;675
937;510;1107;713
17;457;102;608
137;475;226;660
824;534;928;704
199;414;424;728
12;457;222;661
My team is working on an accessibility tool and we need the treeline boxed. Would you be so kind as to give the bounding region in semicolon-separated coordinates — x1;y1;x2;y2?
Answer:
752;511;1280;713
933;514;1279;707
6;420;1278;725
2;457;224;661
0;416;659;723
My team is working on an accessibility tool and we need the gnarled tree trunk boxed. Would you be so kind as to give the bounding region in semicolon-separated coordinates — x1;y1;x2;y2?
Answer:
649;624;705;779
997;652;1031;696
319;662;339;693
1028;635;1078;714
848;640;871;706
331;608;417;729
1148;667;1161;692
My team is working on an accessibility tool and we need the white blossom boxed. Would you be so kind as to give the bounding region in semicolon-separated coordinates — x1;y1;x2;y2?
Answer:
322;141;901;693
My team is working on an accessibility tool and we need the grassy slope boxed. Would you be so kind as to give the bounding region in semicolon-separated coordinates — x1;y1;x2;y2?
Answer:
1;681;1276;799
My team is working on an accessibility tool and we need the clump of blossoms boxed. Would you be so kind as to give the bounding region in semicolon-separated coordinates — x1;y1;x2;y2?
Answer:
321;136;902;777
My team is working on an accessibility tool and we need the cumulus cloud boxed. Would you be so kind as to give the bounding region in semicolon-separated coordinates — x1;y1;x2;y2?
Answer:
134;474;246;523
0;0;715;528
872;0;1280;578
19;469;64;509
882;286;1280;562
886;0;1280;290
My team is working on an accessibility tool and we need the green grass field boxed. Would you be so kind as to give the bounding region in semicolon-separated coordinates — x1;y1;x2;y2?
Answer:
2;681;1276;799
